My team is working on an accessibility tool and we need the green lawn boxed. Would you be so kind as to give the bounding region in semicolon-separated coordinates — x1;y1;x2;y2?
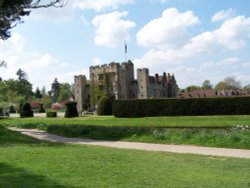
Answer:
0;125;250;187
2;115;250;149
3;115;250;127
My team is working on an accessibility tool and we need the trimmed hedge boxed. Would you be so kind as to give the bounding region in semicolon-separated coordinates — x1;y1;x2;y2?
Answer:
97;96;113;116
113;97;250;117
64;101;78;118
20;103;34;118
46;111;57;118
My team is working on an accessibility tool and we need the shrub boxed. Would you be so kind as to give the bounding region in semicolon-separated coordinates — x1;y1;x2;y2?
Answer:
46;111;57;118
38;103;45;113
97;96;113;116
9;105;16;113
31;101;40;110
64;101;78;118
51;103;62;110
20;103;34;118
113;97;250;117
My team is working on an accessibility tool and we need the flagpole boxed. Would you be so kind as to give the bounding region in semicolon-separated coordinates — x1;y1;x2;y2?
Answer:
124;41;127;62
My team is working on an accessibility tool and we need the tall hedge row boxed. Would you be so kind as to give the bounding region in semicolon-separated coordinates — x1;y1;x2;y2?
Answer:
113;97;250;117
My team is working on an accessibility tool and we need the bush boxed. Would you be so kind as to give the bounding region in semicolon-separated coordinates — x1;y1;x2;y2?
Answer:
9;105;16;113
113;97;250;117
97;96;113;116
38;103;45;113
46;111;57;118
31;101;40;110
51;103;62;110
64;101;78;118
20;103;34;118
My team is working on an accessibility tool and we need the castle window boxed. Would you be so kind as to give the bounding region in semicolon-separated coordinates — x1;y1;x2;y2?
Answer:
98;74;103;81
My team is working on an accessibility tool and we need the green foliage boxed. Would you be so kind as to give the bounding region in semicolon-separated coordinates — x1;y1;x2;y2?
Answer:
20;103;33;118
57;83;72;102
0;0;64;40
202;80;213;90
9;105;16;113
186;85;201;92
34;87;42;99
38;104;45;113
46;125;250;149
50;78;61;102
97;96;112;115
46;111;57;118
215;77;241;91
64;101;78;118
113;97;250;117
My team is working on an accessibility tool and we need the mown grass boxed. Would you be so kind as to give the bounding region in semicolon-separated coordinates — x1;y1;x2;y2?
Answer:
2;115;250;149
3;114;250;127
0;125;250;188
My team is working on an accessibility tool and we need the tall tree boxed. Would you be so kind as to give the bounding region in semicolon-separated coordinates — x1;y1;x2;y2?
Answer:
58;83;72;102
0;60;7;67
16;68;28;81
186;85;201;92
0;0;64;40
202;80;213;90
224;77;241;90
34;87;42;99
50;78;61;102
0;60;7;81
16;69;32;98
215;77;241;91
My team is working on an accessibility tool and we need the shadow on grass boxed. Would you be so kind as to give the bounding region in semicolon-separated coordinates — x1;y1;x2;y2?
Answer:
0;163;67;188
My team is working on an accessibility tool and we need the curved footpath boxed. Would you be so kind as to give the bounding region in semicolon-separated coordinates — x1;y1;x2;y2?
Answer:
9;127;250;159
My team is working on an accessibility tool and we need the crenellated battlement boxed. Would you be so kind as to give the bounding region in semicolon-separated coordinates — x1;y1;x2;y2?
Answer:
74;60;178;110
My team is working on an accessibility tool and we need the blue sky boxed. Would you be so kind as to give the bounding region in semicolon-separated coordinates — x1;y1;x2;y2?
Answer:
1;0;250;90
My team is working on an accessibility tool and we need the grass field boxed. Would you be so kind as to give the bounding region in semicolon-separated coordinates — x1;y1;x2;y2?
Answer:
0;125;250;187
1;115;250;149
3;114;250;127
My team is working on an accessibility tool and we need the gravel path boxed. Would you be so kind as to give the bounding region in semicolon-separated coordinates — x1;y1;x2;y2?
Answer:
9;127;250;159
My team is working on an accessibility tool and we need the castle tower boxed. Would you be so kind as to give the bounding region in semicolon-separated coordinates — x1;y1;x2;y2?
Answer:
74;75;87;113
137;68;149;99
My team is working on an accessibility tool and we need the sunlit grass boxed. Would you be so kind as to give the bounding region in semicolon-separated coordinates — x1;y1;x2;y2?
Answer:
0;125;250;188
3;115;250;127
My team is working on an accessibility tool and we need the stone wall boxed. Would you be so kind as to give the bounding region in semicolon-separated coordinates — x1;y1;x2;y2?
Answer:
74;60;178;111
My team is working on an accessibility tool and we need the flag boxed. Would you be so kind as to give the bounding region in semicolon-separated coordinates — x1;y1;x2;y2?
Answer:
125;42;127;53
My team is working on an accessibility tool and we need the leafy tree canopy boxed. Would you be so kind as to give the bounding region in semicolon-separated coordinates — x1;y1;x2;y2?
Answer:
16;68;28;81
202;80;213;90
0;0;64;40
215;77;241;91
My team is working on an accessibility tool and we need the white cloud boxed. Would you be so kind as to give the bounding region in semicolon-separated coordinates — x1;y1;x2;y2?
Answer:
136;8;199;49
212;8;236;22
134;10;250;88
183;15;250;57
242;61;250;67
200;57;239;70
92;11;135;48
150;0;167;3
73;0;134;12
0;32;78;90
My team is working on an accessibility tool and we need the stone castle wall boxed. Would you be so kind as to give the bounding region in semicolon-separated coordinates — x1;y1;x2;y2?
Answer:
74;61;178;111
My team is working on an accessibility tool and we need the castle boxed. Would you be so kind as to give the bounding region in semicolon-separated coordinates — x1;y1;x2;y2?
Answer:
74;60;178;112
